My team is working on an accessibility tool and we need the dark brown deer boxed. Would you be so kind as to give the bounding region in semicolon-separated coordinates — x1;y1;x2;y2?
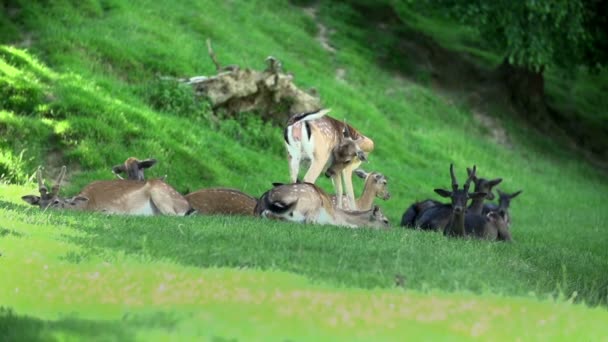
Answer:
466;167;502;215
402;167;501;230
435;164;511;241
483;189;522;226
112;157;157;181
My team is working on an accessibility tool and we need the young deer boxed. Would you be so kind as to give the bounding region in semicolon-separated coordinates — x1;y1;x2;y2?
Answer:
254;182;390;229
112;157;157;181
284;108;374;209
402;168;501;230
330;169;390;211
185;188;258;216
22;166;193;216
436;164;511;241
483;189;522;226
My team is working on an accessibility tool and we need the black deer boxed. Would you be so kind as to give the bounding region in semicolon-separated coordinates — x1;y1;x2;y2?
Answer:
483;189;522;226
436;164;512;241
402;167;502;231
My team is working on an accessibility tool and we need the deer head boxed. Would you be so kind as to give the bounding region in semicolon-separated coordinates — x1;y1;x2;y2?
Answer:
434;164;486;215
466;167;502;200
112;157;157;181
354;169;390;200
22;166;89;210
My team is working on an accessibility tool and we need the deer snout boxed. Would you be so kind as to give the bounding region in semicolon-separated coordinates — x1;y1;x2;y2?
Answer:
453;205;464;213
356;151;367;162
382;192;391;200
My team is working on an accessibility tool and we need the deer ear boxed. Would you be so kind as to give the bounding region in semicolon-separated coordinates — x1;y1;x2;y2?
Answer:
354;169;368;179
434;189;451;198
22;195;40;205
510;190;522;198
138;159;157;169
468;191;487;199
71;195;89;205
112;164;126;174
342;124;352;139
489;178;503;187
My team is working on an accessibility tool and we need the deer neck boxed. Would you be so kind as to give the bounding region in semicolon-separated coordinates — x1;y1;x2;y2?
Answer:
354;179;375;210
446;210;466;237
333;208;370;228
469;197;485;215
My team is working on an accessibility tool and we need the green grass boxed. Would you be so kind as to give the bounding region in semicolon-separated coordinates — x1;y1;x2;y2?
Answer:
1;188;608;340
1;0;607;339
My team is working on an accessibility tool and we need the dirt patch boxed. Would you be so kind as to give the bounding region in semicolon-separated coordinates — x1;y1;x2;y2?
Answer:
303;6;336;54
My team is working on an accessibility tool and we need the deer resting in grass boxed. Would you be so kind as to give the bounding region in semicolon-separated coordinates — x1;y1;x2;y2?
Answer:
112;157;158;181
185;188;258;216
402;167;502;230
22;166;193;216
330;169;390;211
284;108;374;209
254;182;390;229
436;164;511;241
483;189;522;226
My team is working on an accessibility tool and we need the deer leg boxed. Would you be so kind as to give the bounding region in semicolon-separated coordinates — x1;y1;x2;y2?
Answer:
303;149;329;184
342;160;361;210
332;172;344;209
150;188;190;216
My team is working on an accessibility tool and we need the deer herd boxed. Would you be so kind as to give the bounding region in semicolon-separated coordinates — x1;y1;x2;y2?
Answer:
22;109;521;241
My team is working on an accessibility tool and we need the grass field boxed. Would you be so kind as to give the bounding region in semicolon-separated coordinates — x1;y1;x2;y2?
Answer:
1;0;607;339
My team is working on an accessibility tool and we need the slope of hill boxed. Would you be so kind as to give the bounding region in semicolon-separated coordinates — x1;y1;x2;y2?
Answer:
1;0;607;339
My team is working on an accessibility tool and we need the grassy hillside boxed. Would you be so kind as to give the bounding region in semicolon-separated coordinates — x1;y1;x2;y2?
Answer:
1;0;607;339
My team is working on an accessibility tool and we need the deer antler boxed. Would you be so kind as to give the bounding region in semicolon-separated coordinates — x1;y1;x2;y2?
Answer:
464;165;476;192
51;166;67;196
37;166;48;196
449;163;458;191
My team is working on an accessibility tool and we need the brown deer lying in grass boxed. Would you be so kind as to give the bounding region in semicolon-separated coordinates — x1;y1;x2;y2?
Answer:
185;188;257;216
284;108;373;209
436;164;511;241
483;189;522;226
330;169;390;211
22;166;193;216
254;182;389;229
402;167;502;230
112;157;157;181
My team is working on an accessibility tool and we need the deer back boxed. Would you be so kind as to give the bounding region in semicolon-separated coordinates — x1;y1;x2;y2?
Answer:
78;179;190;215
185;188;257;216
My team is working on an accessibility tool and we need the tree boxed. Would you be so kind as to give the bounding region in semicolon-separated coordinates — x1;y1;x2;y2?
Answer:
390;0;605;116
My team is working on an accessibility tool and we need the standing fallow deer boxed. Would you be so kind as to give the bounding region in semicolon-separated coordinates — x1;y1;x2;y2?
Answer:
254;182;390;229
112;157;158;181
185;188;258;216
284;108;374;209
436;164;511;241
22;166;193;216
330;169;390;211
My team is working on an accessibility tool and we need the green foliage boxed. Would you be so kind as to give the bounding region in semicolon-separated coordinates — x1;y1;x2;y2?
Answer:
393;0;591;70
143;79;209;119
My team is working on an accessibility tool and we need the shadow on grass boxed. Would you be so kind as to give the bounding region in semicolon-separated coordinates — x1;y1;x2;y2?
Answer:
0;307;136;341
